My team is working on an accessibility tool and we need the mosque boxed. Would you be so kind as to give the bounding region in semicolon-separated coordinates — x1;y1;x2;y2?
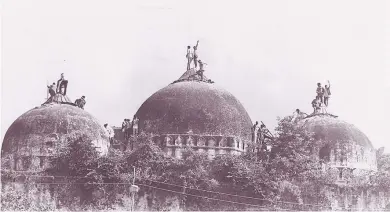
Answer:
1;45;389;210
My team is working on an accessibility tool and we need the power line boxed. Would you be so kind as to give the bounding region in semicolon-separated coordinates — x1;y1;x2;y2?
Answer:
5;173;326;208
4;181;286;211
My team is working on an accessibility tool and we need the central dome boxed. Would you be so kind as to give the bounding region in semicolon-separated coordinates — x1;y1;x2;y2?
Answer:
136;81;253;141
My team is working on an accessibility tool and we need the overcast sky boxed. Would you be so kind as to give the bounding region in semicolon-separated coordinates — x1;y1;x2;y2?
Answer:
1;0;389;152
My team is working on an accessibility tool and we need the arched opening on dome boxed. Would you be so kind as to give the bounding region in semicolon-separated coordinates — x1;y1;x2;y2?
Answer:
319;145;331;162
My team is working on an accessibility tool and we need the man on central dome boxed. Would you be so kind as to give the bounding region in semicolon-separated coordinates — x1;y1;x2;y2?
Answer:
134;41;253;158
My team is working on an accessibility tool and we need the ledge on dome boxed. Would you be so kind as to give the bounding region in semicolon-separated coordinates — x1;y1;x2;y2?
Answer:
172;68;215;84
303;112;338;120
41;93;76;107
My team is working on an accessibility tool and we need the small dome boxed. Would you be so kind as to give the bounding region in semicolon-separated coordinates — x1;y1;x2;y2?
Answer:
300;114;373;149
135;81;253;141
2;104;110;160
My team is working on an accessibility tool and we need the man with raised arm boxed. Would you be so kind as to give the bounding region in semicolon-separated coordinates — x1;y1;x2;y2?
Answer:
193;40;199;68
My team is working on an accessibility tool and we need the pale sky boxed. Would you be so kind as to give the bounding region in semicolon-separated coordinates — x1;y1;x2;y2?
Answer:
1;0;390;152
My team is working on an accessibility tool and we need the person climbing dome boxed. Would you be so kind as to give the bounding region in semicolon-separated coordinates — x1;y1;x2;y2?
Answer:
42;83;57;105
104;123;115;145
75;96;86;109
259;123;273;142
132;115;139;136
292;109;308;122
197;60;207;81
316;82;325;104
324;80;331;107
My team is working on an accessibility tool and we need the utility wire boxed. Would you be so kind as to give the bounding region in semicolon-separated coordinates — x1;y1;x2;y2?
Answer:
5;181;288;211
5;174;325;209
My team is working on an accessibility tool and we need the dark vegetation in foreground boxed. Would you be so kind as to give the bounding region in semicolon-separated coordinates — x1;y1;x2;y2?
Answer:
2;116;390;211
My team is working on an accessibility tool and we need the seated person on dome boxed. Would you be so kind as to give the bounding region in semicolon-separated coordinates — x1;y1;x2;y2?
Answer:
75;96;86;109
316;82;325;104
56;73;69;95
47;82;56;97
323;80;331;107
311;98;321;114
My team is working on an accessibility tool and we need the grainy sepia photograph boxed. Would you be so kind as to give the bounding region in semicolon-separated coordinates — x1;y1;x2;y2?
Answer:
1;0;390;211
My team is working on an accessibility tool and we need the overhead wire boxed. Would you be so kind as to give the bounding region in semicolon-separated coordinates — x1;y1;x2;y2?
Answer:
4;173;326;209
5;181;288;211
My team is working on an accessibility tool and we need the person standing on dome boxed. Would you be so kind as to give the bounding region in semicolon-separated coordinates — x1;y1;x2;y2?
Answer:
56;73;69;95
186;46;193;70
252;121;260;143
125;119;132;139
104;124;115;145
323;80;331;107
316;82;325;104
193;40;199;69
132;115;139;136
122;119;128;139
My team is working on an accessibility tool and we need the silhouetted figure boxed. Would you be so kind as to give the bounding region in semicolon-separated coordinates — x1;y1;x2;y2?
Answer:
75;96;86;109
316;82;325;104
324;80;331;106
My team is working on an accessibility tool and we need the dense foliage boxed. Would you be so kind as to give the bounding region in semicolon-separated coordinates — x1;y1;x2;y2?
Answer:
2;115;390;210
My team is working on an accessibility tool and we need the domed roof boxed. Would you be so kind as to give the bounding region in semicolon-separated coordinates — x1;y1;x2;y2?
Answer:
2;103;110;156
135;81;253;141
300;114;373;149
